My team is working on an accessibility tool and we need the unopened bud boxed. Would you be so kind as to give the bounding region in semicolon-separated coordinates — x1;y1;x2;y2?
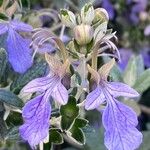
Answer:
93;8;109;25
73;24;94;45
59;9;76;28
81;3;95;25
139;11;148;22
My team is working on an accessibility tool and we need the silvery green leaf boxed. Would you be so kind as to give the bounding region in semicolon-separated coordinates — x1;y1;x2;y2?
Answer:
0;117;7;140
136;55;144;77
139;131;150;150
78;0;96;9
0;33;7;49
0;90;23;108
0;102;8;140
123;56;137;86
10;59;47;94
83;126;106;150
60;9;76;28
133;68;150;94
5;126;19;140
81;3;95;25
0;48;8;82
94;22;107;43
104;31;116;41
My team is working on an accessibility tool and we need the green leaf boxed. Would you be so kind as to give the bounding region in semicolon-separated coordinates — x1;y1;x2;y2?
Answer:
139;131;150;150
49;129;64;144
0;117;7;140
60;96;79;130
10;59;47;94
0;13;8;20
69;118;88;144
123;56;137;86
83;126;106;150
133;69;150;94
0;33;7;48
110;64;123;82
0;102;7;140
44;129;64;150
70;87;78;96
0;48;8;83
0;90;23;108
72;118;88;128
5;126;19;140
136;55;144;77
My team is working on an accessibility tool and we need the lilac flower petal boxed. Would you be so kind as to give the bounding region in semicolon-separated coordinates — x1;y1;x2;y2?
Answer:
106;82;139;98
0;23;8;35
130;12;139;24
118;48;132;70
85;87;105;110
103;99;142;150
22;75;59;93
7;28;33;73
19;94;51;148
10;20;33;32
144;25;150;36
51;82;68;105
22;75;54;93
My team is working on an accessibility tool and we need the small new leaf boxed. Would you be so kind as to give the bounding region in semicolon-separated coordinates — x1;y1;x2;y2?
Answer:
69;118;88;145
60;9;76;28
49;129;64;145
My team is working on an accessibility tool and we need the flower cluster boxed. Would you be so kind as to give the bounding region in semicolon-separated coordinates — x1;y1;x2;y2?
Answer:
17;3;143;150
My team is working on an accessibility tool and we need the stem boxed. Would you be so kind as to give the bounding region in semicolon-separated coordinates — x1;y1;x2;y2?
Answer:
59;25;65;40
92;45;99;70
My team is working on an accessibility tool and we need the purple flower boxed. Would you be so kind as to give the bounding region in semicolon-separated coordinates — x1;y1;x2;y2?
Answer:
144;25;150;36
118;48;133;70
130;0;147;24
0;20;33;73
85;59;142;150
19;54;69;148
101;0;115;20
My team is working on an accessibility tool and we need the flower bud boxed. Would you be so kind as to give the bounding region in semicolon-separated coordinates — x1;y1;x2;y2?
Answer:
139;11;148;22
59;9;76;28
73;24;94;45
81;3;95;25
93;8;109;25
